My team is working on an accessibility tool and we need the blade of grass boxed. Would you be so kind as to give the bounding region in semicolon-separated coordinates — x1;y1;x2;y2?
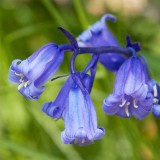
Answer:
40;0;69;30
72;0;90;30
0;138;58;160
4;22;54;43
28;105;83;160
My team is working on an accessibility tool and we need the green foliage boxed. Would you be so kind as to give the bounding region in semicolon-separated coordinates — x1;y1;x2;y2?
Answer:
0;0;160;159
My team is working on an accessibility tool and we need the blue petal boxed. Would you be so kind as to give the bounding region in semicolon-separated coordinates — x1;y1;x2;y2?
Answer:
88;14;115;35
42;76;73;118
61;131;76;144
62;88;87;144
28;43;55;62
84;94;105;140
12;59;29;76
152;104;160;117
114;57;131;95
103;94;122;115
62;87;86;136
74;127;87;138
78;14;126;72
131;93;153;120
61;130;93;146
10;43;64;84
9;59;29;83
98;14;118;46
28;44;64;84
61;82;105;145
9;43;64;100
18;83;45;100
78;30;92;42
99;53;126;72
93;127;105;140
124;57;146;95
34;51;64;87
131;84;148;100
8;60;22;84
116;107;132;118
139;56;151;82
148;80;160;100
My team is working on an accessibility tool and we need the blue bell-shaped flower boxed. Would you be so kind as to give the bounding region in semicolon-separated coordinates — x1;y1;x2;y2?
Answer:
9;43;64;100
42;72;105;146
103;52;153;120
78;14;126;72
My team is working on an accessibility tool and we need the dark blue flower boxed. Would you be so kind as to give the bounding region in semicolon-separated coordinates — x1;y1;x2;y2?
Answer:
103;54;153;120
78;14;126;72
42;72;105;146
8;43;64;100
149;80;160;117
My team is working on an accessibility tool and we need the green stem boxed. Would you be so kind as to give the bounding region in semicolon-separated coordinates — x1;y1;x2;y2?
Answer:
40;0;69;29
72;0;90;30
5;22;53;43
28;105;83;160
0;139;57;160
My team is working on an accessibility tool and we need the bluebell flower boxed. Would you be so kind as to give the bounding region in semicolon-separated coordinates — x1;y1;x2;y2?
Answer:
103;54;153;120
8;43;64;100
78;14;126;72
149;80;160;117
42;72;105;146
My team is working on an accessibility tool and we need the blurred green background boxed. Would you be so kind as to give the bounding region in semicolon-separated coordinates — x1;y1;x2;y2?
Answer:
1;0;160;159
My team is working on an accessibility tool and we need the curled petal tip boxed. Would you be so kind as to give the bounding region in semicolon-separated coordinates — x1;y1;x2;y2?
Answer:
101;14;117;23
42;102;63;119
93;127;105;140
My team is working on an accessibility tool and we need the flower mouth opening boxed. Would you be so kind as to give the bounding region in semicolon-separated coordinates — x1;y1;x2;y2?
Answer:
15;71;30;90
61;129;94;146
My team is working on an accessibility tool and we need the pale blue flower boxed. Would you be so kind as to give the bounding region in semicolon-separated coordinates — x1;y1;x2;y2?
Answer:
9;43;64;100
42;73;105;145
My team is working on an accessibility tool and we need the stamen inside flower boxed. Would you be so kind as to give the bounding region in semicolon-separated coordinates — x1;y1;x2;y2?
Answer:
15;72;24;79
154;98;159;103
152;85;159;104
119;96;140;117
82;139;85;144
24;81;30;88
119;98;137;117
125;103;130;117
18;82;25;90
74;139;78;144
17;80;31;90
153;85;158;97
119;99;127;107
133;99;138;108
15;72;31;90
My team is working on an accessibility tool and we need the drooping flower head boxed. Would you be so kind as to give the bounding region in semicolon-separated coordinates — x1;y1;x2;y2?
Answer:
149;80;160;117
8;43;64;100
78;14;127;72
42;72;105;146
42;28;105;146
103;37;153;120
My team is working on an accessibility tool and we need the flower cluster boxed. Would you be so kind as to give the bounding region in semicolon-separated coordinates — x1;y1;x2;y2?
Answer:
8;14;160;146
